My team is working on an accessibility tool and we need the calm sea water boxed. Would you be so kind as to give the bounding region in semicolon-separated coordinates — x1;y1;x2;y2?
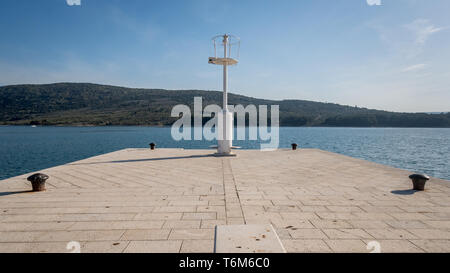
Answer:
0;126;449;181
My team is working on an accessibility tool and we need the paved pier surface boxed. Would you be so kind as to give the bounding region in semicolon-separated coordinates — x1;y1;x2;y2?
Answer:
0;148;449;253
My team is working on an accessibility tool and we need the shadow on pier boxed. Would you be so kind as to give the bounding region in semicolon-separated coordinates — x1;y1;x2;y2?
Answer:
0;190;33;197
391;189;417;195
69;154;217;166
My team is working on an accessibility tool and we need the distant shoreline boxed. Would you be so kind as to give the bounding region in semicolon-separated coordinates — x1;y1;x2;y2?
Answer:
1;124;450;129
2;83;450;128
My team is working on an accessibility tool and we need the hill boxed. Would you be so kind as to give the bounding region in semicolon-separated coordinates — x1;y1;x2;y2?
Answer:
1;83;449;127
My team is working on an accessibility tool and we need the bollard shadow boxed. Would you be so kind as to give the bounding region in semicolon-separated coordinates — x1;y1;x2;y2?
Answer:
0;190;33;197
391;189;417;195
70;154;217;165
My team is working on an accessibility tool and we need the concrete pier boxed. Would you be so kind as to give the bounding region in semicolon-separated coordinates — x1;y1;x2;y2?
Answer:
0;148;449;253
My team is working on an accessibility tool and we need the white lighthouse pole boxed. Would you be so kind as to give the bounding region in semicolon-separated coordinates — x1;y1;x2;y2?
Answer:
218;34;233;155
209;34;238;156
223;34;228;111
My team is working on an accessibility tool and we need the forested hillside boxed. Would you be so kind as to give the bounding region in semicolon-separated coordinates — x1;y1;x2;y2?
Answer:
1;83;449;127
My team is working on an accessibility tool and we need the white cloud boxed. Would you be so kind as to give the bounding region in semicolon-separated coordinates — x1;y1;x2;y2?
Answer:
402;64;427;72
405;19;444;45
66;0;81;6
369;18;445;59
366;0;381;6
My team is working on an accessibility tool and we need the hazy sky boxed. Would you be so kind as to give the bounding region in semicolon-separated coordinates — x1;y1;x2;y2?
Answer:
0;0;449;112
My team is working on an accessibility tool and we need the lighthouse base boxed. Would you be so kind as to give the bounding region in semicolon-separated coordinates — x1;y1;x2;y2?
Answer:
213;152;237;157
217;110;234;155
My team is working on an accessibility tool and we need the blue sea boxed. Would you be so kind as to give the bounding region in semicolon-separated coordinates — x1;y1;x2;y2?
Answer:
0;126;449;181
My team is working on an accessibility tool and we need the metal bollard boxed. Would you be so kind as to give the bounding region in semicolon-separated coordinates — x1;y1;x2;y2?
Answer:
291;143;298;150
27;173;49;192
409;174;430;191
149;143;156;150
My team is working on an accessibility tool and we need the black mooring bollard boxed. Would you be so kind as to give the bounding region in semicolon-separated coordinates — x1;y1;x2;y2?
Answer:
409;174;430;191
149;143;156;150
291;143;298;150
27;173;49;192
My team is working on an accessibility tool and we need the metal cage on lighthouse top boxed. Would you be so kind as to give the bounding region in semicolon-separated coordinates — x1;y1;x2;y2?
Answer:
208;34;240;66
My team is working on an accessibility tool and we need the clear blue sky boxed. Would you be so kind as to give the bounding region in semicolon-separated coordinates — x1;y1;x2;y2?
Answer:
1;0;449;112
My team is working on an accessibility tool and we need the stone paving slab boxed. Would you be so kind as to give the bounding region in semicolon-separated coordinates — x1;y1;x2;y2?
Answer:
0;148;449;253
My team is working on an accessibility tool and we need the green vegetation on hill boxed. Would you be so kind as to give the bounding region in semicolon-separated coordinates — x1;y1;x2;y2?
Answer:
1;83;449;127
